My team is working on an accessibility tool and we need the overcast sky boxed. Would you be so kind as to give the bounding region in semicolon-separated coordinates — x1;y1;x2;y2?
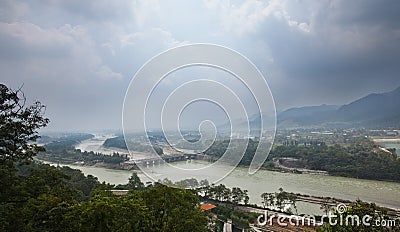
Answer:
1;0;400;132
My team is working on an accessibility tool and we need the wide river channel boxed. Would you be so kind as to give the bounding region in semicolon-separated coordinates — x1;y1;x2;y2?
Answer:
49;135;400;215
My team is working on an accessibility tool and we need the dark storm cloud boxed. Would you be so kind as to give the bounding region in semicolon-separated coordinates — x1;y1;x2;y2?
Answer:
244;0;400;109
263;0;400;79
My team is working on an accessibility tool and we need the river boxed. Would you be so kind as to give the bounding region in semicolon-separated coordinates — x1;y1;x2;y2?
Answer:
63;135;400;215
75;134;151;159
75;134;123;155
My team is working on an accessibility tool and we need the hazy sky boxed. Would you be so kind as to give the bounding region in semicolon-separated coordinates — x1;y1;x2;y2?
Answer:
1;0;400;131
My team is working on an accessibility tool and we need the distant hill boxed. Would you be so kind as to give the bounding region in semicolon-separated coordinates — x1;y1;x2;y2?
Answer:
217;112;276;136
277;104;339;127
278;87;400;128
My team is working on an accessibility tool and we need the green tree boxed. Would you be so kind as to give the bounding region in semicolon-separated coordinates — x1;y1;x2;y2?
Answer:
243;190;249;205
175;178;199;189
0;84;49;231
231;187;241;205
261;192;275;209
0;84;49;164
127;172;145;190
275;188;285;211
20;194;72;232
143;184;208;232
199;179;209;187
66;192;152;232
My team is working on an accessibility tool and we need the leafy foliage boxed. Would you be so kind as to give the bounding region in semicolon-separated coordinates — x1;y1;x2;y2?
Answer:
143;184;208;232
205;139;261;166
66;191;152;232
0;84;49;164
260;188;297;213
199;183;249;206
271;140;400;181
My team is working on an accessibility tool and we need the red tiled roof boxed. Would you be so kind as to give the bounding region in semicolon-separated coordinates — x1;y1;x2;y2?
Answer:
200;203;216;212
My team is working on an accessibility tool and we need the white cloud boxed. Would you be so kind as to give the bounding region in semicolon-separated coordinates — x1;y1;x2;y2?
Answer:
120;27;188;50
203;0;310;35
0;0;29;21
0;22;78;49
0;22;122;82
95;65;123;80
132;0;161;28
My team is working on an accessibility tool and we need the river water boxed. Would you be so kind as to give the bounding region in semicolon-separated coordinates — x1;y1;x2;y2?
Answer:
63;135;400;215
75;134;123;155
75;134;151;159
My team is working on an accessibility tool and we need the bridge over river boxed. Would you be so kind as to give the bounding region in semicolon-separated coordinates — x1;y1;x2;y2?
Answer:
121;153;209;170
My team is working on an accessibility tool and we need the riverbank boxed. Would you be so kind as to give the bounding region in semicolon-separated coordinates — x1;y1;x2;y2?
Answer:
272;158;329;175
373;138;400;142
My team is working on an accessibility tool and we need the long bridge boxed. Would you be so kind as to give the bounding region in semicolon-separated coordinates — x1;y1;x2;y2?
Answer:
121;153;207;170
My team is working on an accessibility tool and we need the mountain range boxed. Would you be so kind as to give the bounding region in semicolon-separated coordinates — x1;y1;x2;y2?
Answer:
278;86;400;128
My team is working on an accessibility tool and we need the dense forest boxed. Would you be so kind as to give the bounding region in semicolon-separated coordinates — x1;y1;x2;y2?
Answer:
1;161;209;231
271;138;400;181
204;139;260;166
